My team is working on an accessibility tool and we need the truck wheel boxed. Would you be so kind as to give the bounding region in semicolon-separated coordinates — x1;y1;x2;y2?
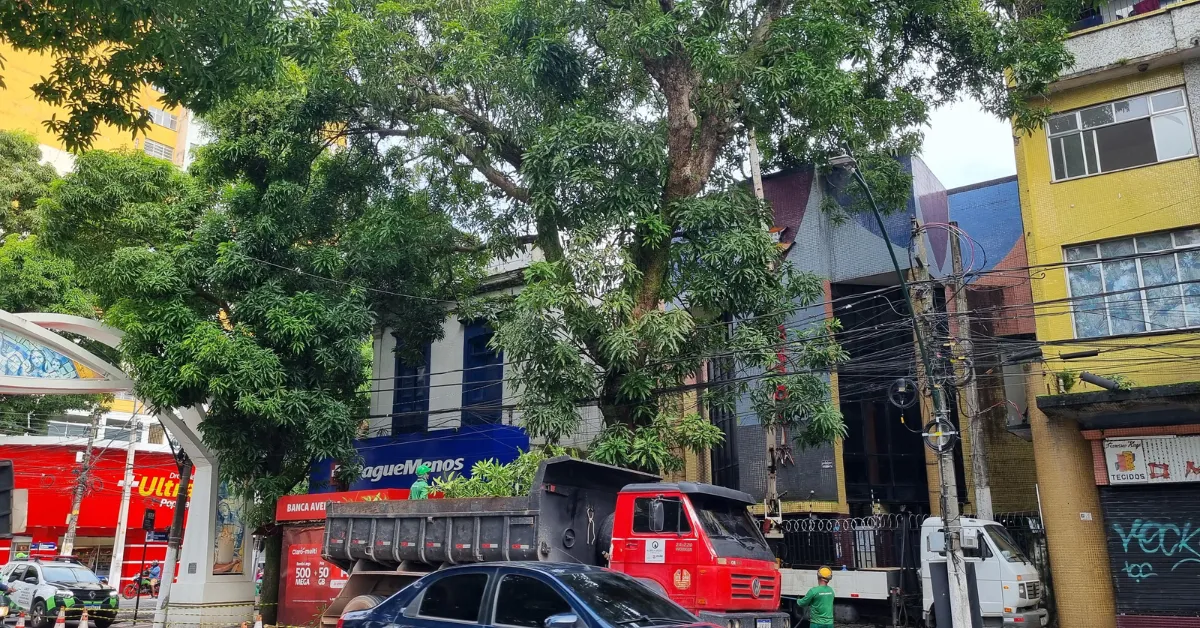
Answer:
341;594;386;616
597;513;615;564
30;599;51;628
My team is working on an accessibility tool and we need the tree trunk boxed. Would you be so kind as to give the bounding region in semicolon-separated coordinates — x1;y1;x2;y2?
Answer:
259;530;282;625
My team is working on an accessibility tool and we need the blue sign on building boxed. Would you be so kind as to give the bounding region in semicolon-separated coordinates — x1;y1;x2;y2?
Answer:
309;424;529;493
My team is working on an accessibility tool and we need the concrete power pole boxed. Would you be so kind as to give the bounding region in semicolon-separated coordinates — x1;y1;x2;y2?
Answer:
62;407;101;557
152;450;192;628
109;409;142;583
747;128;782;529
911;220;972;627
949;222;993;521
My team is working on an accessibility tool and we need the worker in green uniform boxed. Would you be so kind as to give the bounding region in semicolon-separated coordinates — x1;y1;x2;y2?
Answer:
408;463;432;500
795;566;835;628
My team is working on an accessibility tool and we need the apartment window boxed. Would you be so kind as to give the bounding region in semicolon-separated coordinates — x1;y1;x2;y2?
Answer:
143;139;175;161
1065;227;1200;338
47;419;93;438
146;107;178;131
1047;88;1195;181
392;342;431;435
103;419;136;442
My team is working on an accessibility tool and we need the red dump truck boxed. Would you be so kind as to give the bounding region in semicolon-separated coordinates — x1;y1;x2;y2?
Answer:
320;457;788;628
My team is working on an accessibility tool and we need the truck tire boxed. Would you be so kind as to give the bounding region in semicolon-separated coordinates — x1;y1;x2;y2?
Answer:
342;594;387;615
597;513;615;564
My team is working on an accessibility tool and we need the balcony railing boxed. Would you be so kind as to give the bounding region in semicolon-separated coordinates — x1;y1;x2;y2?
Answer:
1070;0;1185;31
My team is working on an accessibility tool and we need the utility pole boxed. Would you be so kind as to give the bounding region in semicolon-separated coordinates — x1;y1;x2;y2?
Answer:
62;407;101;557
110;408;142;584
748;128;782;530
911;219;971;627
153;449;192;628
949;222;992;521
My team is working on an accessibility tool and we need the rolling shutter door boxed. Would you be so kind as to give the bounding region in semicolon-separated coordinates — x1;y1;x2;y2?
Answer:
1100;484;1200;616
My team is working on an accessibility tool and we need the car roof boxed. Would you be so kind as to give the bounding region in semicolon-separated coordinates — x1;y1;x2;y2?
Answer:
433;562;606;576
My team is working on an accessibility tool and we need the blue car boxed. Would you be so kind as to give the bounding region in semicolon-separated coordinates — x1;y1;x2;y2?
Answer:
337;563;714;628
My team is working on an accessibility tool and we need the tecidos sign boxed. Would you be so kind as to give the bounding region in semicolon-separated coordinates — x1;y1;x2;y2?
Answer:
1104;436;1200;485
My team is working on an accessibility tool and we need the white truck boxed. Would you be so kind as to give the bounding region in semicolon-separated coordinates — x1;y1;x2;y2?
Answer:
778;517;1048;627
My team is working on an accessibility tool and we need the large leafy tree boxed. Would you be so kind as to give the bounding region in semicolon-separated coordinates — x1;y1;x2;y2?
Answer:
0;0;287;150
0;130;103;435
38;73;474;619
252;0;1075;468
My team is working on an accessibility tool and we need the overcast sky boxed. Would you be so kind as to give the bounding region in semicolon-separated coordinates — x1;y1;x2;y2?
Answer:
920;99;1018;191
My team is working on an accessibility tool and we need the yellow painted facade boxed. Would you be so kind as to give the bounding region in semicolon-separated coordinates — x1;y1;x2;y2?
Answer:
0;44;189;167
1015;65;1200;390
1012;39;1200;628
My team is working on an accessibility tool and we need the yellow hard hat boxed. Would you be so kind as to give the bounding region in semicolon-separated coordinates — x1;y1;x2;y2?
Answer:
817;566;833;580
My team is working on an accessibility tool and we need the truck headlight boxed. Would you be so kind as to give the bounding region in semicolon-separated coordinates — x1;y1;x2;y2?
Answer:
56;589;73;598
1018;583;1027;599
109;590;119;597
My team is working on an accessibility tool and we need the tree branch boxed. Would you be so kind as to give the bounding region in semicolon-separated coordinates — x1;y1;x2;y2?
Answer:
423;93;526;169
447;133;531;204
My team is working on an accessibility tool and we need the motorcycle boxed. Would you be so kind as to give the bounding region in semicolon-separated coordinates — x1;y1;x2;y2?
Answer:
121;575;160;599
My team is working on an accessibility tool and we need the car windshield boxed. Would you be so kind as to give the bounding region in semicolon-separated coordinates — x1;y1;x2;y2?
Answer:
558;571;695;628
690;496;767;548
985;526;1030;564
42;566;100;584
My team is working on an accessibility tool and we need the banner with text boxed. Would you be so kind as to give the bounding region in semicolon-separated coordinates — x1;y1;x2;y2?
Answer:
1104;436;1200;485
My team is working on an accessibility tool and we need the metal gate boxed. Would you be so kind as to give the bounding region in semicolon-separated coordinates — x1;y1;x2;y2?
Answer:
994;511;1056;626
1100;484;1200;618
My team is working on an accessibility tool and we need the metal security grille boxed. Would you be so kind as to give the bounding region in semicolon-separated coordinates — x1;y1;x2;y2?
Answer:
1101;484;1200;616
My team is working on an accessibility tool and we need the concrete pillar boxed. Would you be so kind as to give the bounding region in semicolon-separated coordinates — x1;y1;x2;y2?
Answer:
1026;366;1115;628
157;407;255;628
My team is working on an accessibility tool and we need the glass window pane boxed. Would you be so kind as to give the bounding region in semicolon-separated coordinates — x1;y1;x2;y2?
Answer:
1081;104;1114;128
1066;245;1099;261
1137;233;1173;252
1051;137;1067;180
1151;90;1185;112
1062;133;1088;178
1083;131;1099;174
1049;113;1078;135
1100;238;1136;258
1141;254;1186;330
1096;119;1157;172
419;573;489;622
1176;229;1200;247
494;575;573;628
1180;249;1200;326
1152;111;1194;160
1103;258;1147;334
1068;264;1108;337
1114;96;1150;122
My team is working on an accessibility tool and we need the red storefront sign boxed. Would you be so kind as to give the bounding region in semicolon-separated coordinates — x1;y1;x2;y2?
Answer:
0;444;187;531
275;489;407;522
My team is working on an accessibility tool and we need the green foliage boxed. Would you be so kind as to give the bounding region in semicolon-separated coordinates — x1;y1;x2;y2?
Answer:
0;0;288;151
433;446;568;498
0;131;58;234
259;0;1073;465
39;70;473;525
0;130;104;435
589;412;725;473
1055;370;1078;393
1107;374;1135;391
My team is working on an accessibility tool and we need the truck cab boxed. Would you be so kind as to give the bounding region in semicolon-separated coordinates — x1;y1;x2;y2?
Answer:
920;517;1048;627
608;483;786;628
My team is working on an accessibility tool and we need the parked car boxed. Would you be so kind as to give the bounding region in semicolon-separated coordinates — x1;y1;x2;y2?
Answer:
0;557;118;628
337;563;715;628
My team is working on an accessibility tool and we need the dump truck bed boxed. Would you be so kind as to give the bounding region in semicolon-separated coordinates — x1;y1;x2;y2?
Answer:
323;456;658;571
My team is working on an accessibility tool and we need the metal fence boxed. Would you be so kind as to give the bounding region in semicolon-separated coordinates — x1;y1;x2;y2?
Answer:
994;511;1057;626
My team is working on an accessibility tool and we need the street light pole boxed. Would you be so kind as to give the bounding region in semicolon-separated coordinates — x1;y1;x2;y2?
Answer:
835;154;972;628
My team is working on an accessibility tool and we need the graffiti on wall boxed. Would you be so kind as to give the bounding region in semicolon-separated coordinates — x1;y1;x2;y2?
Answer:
1111;518;1200;582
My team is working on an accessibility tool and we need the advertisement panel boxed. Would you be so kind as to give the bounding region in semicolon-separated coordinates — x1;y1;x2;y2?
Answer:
279;526;349;628
308;424;528;493
1104;435;1200;485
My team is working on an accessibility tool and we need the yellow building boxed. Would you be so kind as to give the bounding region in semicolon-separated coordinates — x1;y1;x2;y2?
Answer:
1012;2;1200;627
0;44;192;171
